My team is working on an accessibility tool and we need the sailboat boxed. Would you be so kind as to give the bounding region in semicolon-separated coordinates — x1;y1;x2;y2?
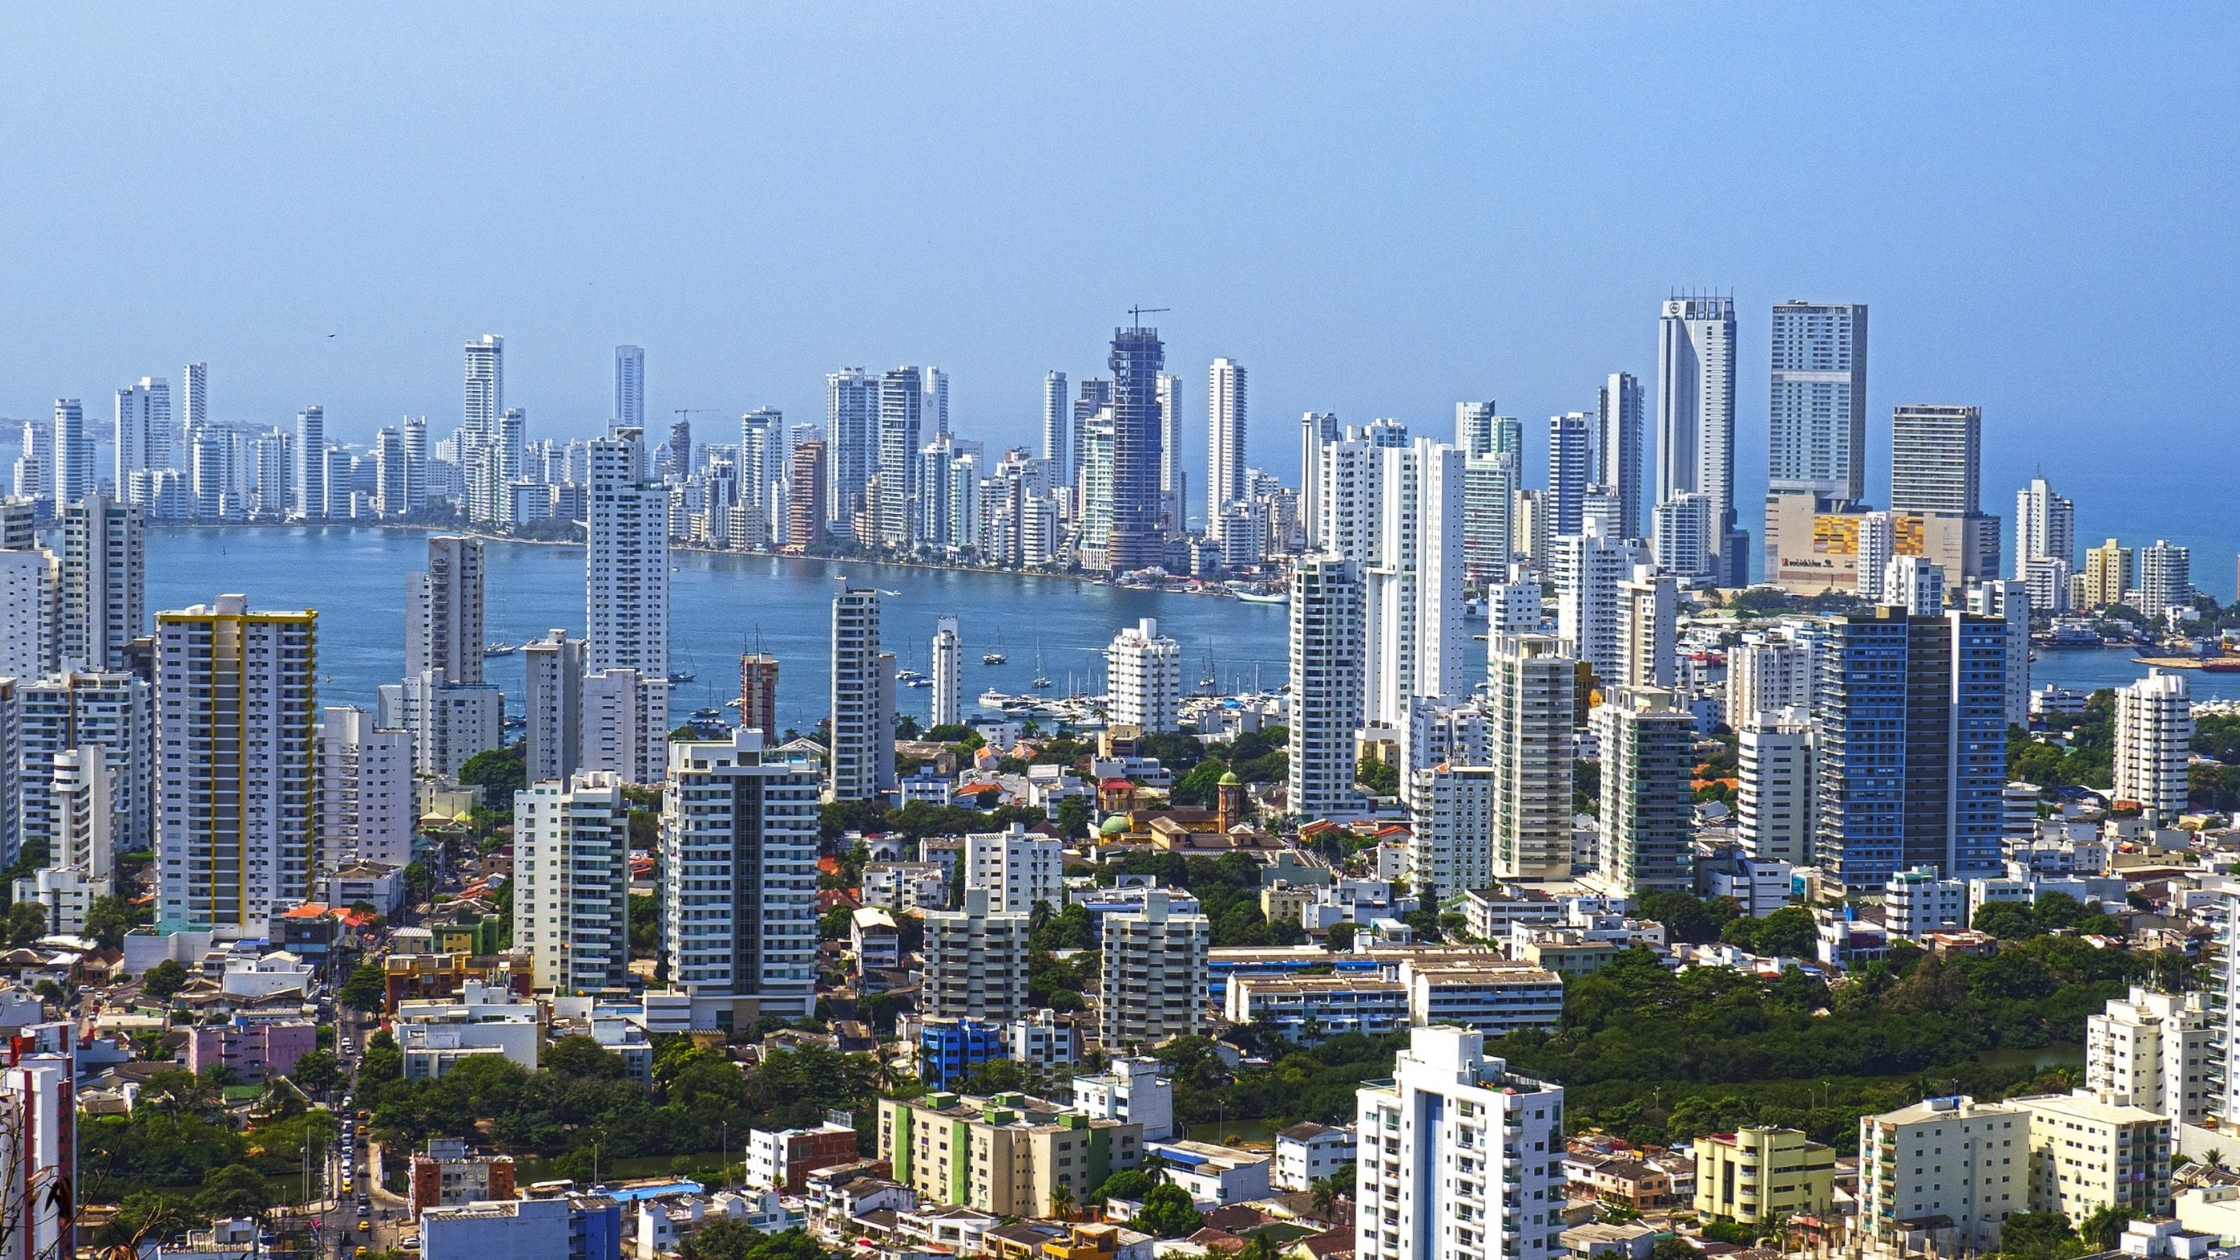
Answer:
982;626;1007;666
1031;641;1052;690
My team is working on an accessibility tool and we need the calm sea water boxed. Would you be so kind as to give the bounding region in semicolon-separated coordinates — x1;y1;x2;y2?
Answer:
146;526;1294;731
144;527;2234;731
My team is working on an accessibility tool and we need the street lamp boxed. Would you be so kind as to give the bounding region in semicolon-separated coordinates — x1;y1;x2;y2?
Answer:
721;1121;730;1191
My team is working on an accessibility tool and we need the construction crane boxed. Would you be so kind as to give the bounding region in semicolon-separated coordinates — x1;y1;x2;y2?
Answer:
1127;305;1170;330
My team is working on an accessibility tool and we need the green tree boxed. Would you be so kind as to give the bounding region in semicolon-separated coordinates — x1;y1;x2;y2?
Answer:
1054;795;1094;839
1649;1239;1702;1260
459;742;528;812
5;900;48;946
2077;1206;2139;1250
1996;1211;2078;1260
545;1034;627;1079
681;1219;762;1260
195;1163;274;1218
1324;921;1357;953
82;894;140;949
1972;900;2040;940
290;1049;342;1095
1135;1183;1203;1237
142;958;190;999
1095;1168;1157;1202
338;961;388;1012
1748;906;1818;957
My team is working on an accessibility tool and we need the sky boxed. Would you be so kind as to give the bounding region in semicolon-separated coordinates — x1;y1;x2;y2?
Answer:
2;4;2235;586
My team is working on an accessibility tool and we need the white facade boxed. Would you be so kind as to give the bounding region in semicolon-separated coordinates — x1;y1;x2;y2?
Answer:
920;887;1031;1021
2116;670;2193;824
2088;986;2211;1127
19;671;153;859
931;614;962;729
1289;554;1366;821
1858;1095;2026;1251
523;628;585;784
407;535;485;685
581;667;667;787
394;670;505;779
2016;477;2076;578
1738;712;1813;866
1208;358;1247;535
316;706;412;868
1099;890;1210;1050
57;495;143;672
2139;541;2193;617
1105;617;1182;733
1592;688;1693;895
515;772;632;994
964;823;1062;913
1968;578;2033;728
829;579;894;801
1355;1027;1565;1260
1614;566;1675;691
1767;301;1869;501
1409;763;1494;899
155;595;317;935
585;427;669;745
1487;634;1574;881
1886;554;1945;615
1728;624;1817;723
1655;296;1738;581
1552;524;1647;684
662;730;821;1026
1651;491;1714;583
1885;867;1969;939
1890;404;1983;516
0;1053;74;1260
0;548;57;683
1274;1123;1358;1193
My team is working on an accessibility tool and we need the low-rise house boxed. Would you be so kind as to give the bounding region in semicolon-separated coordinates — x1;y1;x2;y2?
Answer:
1273;1122;1357;1193
184;1017;317;1084
1147;1140;1273;1207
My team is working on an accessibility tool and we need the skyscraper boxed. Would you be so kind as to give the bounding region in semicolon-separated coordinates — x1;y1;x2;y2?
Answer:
1768;302;1869;500
1593;687;1696;894
406;536;485;685
1890;404;1982;515
1106;617;1182;733
52;400;91;507
2015;477;2076;579
401;415;428;516
181;362;208;445
788;440;828;549
1208;358;1247;537
1596;372;1644;541
1462;451;1516;584
585;428;669;681
1552;524;1649;684
524;628;586;784
930;615;962;729
296;406;326;520
2115;670;2193;824
19;671;153;861
738;650;779;739
1815;607;2008;885
615;345;645;429
1288;554;1364;820
1157;371;1185;533
2139;540;2193;616
1098;889;1209;1050
922;888;1031;1022
315;706;412;869
57;495;143;673
665;415;692;480
1455;400;1496;457
1487;633;1576;881
876;366;922;549
661;730;821;1024
1657;296;1740;581
1549;411;1591;536
515;771;632;994
826;368;880;529
114;377;172;493
463;334;504;522
1042;371;1068;474
829;578;894;801
155;594;317;934
1105;323;1167;573
1299;411;1339;550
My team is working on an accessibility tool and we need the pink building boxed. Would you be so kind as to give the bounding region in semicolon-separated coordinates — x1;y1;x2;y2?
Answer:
186;1019;318;1083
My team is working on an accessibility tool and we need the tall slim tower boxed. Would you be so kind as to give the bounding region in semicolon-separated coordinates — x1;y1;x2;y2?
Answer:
1656;296;1739;579
1158;372;1186;533
1042;371;1069;475
1299;411;1339;550
463;335;504;522
1288;554;1364;820
1596;373;1644;541
1549;412;1591;537
829;579;894;801
1208;358;1247;537
155;594;317;934
407;536;485;685
401;416;428;516
2015;476;2076;579
615;345;645;429
52;400;91;507
1487;633;1576;881
930;615;962;730
295;407;326;521
1768;302;1869;501
181;362;208;447
1105;322;1167;573
114;377;172;492
524;628;585;784
876;367;923;549
58;496;143;673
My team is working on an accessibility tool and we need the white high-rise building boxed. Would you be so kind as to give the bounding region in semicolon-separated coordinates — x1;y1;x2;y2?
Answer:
1652;491;1715;583
2015;477;2075;580
2087;986;2210;1127
1886;554;1945;615
1289;554;1365;821
0;681;15;867
52;400;92;508
1105;617;1182;733
1314;429;1467;723
1463;452;1516;583
1968;579;2032;728
1299;411;1340;550
315;707;412;869
1615;565;1676;691
0;1049;75;1260
1409;763;1494;897
515;771;632;994
17;744;117;935
930;614;962;729
181;362;208;443
406;535;485;685
1597;372;1645;541
1592;687;1695;894
1098;889;1209;1050
1855;510;1896;601
296;406;326;520
615;345;645;430
1042;371;1069;475
1768;302;1869;501
586;427;668;756
463;335;504;522
389;668;505;778
2115;669;2192;823
1487;633;1574;882
1857;1096;2028;1252
581;667;666;787
826;368;881;527
662;730;821;1028
1552;524;1648;684
155;594;317;935
964;822;1063;913
57;495;143;673
922;887;1032;1022
19;672;152;861
1739;709;1814;866
114;377;172;492
829;579;894;801
1208;358;1247;535
2138;541;2193;617
524;629;585;784
1891;404;1983;516
0;549;56;683
1158;371;1186;534
1355;1026;1565;1260
1657;296;1739;581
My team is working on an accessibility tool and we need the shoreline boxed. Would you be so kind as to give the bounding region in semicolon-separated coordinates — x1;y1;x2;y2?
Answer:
147;520;1271;602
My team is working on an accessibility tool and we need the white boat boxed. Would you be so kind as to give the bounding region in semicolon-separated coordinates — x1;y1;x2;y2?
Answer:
483;640;520;657
1233;589;1288;605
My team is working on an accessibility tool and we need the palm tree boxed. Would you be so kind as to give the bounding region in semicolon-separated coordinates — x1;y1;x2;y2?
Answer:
2209;1148;2228;1169
1310;1179;1337;1217
1048;1184;1077;1221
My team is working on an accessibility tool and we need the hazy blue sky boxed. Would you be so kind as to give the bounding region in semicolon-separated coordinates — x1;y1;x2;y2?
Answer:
3;5;2235;582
